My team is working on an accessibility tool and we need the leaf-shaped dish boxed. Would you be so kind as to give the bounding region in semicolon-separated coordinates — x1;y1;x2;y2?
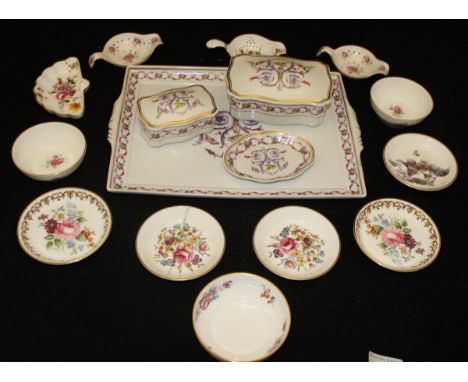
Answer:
223;130;315;183
89;32;163;68
33;57;89;119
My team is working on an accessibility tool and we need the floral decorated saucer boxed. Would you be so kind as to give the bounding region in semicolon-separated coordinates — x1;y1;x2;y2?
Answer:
383;133;458;191
33;57;89;119
354;198;441;272
12;122;86;181
316;45;389;79
17;188;112;265
89;32;163;68
253;206;340;280
206;33;286;57
193;272;291;361
223;130;315;183
135;206;225;281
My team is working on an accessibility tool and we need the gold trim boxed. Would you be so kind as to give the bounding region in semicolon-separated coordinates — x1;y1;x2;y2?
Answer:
227;55;332;105
135;205;226;282
222;130;315;183
382;133;458;192
192;272;291;362
16;187;113;266
252;206;341;281
353;198;441;273
136;84;218;129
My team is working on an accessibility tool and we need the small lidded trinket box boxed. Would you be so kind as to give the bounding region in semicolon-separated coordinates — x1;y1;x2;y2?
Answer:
227;55;332;126
137;85;217;147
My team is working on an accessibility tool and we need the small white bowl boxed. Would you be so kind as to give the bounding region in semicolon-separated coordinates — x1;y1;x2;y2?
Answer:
253;206;340;280
12;122;86;181
370;77;433;127
136;206;225;281
193;272;291;361
383;133;458;191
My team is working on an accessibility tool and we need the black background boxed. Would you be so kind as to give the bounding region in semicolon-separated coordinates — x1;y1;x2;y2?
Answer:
2;20;467;361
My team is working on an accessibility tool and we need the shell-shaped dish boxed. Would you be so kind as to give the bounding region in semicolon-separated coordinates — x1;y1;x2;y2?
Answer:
33;57;89;119
89;32;163;68
317;45;389;79
193;272;291;361
223;130;315;183
206;33;286;57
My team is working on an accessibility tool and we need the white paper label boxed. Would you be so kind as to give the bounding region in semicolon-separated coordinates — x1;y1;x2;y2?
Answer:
368;351;403;362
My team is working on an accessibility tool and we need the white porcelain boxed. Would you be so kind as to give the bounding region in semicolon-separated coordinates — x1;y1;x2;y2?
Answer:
12;122;86;181
107;66;366;199
253;206;340;280
383;133;458;191
17;188;112;265
193;273;291;361
206;34;286;57
371;77;433;127
354;198;441;272
137;85;217;147
317;45;389;79
227;55;332;126
34;57;90;119
223;130;315;183
136;206;225;281
89;33;162;68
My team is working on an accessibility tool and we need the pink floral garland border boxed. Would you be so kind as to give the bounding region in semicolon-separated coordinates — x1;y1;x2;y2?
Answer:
110;69;363;197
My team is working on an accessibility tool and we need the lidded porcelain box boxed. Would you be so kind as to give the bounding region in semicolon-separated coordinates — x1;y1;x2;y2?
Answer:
227;55;332;126
137;85;217;147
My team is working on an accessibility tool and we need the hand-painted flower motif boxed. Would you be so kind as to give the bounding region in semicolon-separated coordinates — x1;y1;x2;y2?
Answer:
365;213;425;265
194;112;263;158
260;285;275;304
133;37;141;45
268;224;326;271
390;105;403;117
123;53;135;63
249;59;312;90
38;202;95;255
389;156;449;187
48;75;80;113
244;147;288;175
155;222;209;273
195;280;232;320
45;154;65;169
152;90;204;119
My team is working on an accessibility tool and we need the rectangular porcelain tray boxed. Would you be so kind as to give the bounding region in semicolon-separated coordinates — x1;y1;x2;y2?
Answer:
107;66;366;198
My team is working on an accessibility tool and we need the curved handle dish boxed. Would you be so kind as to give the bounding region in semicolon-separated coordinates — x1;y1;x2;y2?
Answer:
206;39;227;49
89;52;104;68
316;46;334;58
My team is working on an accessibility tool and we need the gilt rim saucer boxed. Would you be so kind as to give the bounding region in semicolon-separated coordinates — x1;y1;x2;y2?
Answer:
383;133;458;191
353;198;441;272
253;206;340;280
223;130;315;183
17;188;112;265
135;206;225;281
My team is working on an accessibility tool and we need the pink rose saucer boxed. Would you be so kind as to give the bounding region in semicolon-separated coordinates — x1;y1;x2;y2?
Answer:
354;198;441;272
253;206;340;281
135;206;225;281
17;188;112;265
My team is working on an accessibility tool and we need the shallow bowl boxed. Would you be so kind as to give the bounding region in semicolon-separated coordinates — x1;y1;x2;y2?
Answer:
12;122;86;181
253;206;340;280
136;206;225;281
370;77;433;127
193;272;291;361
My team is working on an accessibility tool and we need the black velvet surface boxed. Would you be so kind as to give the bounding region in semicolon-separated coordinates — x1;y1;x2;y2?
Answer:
2;20;467;361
